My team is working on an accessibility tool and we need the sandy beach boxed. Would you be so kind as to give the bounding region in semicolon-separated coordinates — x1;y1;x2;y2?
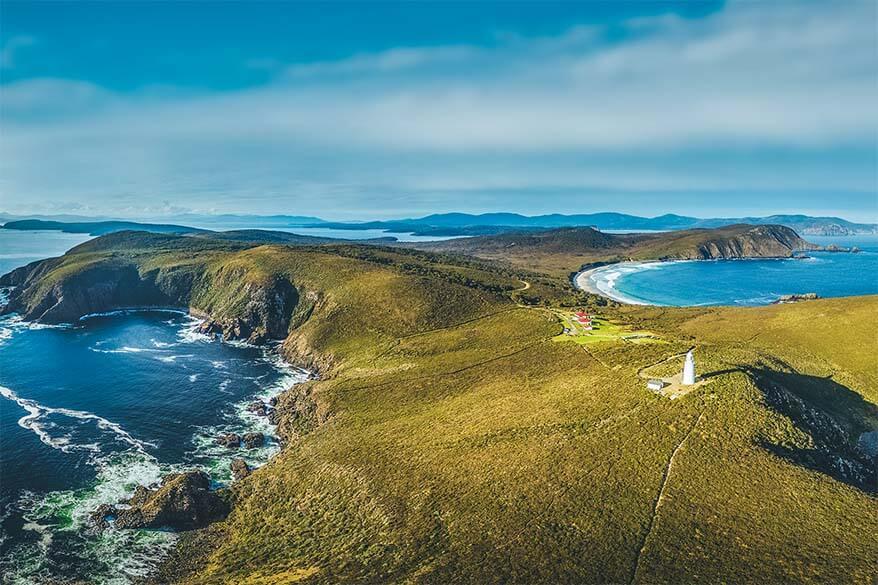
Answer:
573;263;651;305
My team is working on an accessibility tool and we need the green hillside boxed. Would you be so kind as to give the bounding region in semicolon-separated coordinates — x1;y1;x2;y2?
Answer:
1;232;875;584
408;224;816;276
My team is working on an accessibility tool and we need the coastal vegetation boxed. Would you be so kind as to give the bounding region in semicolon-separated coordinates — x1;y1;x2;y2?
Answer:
409;224;816;276
1;227;875;584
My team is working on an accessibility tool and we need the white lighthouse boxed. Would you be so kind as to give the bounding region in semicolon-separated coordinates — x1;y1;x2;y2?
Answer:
682;349;696;385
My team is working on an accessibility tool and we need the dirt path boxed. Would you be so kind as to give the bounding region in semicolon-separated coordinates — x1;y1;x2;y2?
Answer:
629;410;705;584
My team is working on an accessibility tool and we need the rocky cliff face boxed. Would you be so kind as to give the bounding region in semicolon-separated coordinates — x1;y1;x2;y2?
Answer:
0;260;179;323
194;275;298;344
668;225;816;260
0;255;298;344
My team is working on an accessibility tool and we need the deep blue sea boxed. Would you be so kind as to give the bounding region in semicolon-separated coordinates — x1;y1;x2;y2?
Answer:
0;232;308;584
585;235;878;306
0;229;92;276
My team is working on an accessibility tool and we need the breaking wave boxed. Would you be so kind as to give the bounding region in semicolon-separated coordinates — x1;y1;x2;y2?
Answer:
0;385;154;456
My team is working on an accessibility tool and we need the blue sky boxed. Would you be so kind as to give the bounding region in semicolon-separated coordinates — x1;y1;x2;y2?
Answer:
1;0;876;221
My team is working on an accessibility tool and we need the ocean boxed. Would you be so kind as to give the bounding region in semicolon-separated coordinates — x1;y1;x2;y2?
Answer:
0;231;308;583
0;229;92;276
584;235;878;306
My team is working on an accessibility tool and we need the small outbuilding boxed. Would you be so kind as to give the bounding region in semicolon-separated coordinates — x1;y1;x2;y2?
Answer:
647;379;665;391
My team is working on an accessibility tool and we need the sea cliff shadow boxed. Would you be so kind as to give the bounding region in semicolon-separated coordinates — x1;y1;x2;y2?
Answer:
746;364;877;494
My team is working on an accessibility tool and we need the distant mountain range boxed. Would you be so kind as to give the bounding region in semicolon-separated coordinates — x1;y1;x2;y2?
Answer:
2;211;875;237
308;213;877;236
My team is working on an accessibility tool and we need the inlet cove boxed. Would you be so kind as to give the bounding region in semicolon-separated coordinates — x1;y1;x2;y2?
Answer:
0;309;307;582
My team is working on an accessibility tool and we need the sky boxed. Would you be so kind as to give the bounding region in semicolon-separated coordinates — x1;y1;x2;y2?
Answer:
1;0;876;222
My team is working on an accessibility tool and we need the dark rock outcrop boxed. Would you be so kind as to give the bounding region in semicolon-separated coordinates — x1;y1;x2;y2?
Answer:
774;293;820;304
272;380;322;442
230;458;250;481
112;471;229;530
89;503;117;531
246;401;270;417
126;485;152;507
214;433;241;448
242;432;265;449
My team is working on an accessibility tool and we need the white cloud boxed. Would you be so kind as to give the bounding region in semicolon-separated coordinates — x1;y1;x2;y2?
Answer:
0;0;876;218
283;45;476;78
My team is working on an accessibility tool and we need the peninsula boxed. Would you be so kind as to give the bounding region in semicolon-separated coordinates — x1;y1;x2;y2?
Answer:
1;225;875;584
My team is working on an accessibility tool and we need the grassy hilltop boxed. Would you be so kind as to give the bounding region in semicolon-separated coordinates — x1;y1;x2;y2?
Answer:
1;229;875;584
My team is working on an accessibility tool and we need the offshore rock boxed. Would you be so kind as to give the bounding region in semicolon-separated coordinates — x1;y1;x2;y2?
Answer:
247;401;270;416
774;293;819;304
242;432;265;449
126;485;152;507
112;471;229;530
214;433;241;448
89;504;117;532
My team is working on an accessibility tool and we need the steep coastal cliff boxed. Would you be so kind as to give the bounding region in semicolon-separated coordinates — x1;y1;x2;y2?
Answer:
638;224;817;260
0;232;298;344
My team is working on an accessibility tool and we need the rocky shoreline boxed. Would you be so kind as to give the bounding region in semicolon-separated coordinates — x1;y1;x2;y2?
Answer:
0;262;324;577
78;319;318;545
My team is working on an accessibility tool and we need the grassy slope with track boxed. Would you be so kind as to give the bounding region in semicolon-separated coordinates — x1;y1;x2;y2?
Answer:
1;232;875;584
189;294;877;585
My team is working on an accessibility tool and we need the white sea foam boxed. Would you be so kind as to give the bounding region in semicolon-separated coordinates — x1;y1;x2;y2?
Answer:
190;351;309;483
176;316;211;344
588;263;657;305
156;354;194;363
89;345;164;355
0;314;72;334
78;308;187;321
188;374;200;383
7;452;180;585
225;338;257;349
0;385;154;455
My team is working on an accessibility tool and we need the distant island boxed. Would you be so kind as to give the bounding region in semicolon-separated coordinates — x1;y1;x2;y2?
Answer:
0;219;206;236
302;212;878;237
3;211;875;238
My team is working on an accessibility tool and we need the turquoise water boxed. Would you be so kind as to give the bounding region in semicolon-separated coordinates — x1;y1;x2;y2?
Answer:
586;235;878;306
0;231;309;583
